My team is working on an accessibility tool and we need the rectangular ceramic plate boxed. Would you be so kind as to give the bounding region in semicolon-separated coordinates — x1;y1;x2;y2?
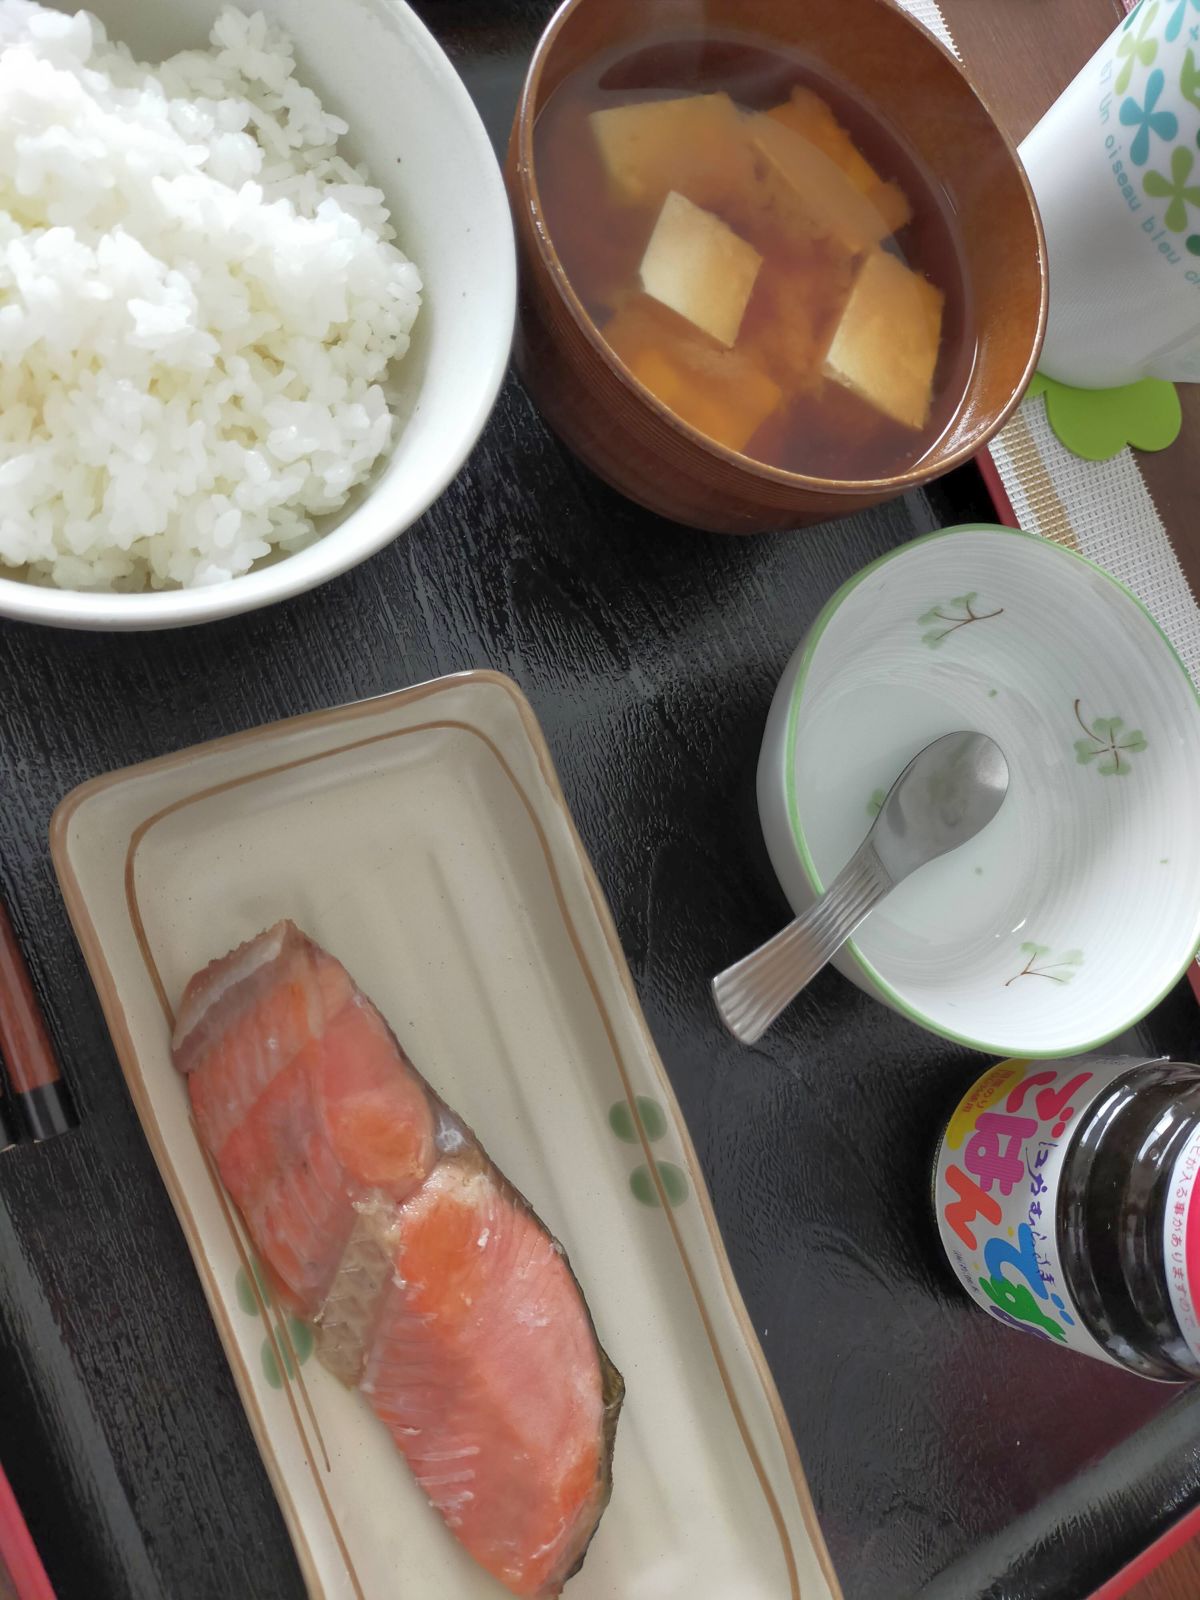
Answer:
50;671;839;1600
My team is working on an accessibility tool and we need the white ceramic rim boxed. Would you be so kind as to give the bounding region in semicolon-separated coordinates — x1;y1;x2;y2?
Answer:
0;0;515;631
782;522;1200;1057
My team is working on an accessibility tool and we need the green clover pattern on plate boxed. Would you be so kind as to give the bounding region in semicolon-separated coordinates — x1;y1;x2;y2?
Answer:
1072;699;1148;775
235;1258;315;1389
609;1094;688;1207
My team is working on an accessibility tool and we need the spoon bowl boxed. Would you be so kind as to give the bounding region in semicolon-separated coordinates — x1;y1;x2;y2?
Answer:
714;732;1009;1044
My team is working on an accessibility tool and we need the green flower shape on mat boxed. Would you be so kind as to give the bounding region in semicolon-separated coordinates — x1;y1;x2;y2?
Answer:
1072;700;1148;776
1027;371;1182;460
1120;70;1178;165
1116;2;1159;93
1144;144;1200;229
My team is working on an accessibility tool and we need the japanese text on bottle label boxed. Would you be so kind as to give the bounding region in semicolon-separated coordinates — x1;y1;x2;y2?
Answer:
935;1058;1143;1364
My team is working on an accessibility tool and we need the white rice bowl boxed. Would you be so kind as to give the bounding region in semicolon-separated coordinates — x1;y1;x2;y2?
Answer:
0;0;425;591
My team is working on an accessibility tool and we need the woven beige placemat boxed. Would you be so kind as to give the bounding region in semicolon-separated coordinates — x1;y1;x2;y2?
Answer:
899;0;1200;687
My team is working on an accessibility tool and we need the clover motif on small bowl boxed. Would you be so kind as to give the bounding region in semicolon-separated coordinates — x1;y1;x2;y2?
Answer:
1073;699;1148;775
918;592;1004;648
1005;944;1085;988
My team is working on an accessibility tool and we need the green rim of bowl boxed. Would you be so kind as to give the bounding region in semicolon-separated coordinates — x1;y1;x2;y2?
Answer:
782;522;1200;1058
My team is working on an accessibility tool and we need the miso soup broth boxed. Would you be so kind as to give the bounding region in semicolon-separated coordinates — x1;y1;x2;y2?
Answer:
534;33;977;480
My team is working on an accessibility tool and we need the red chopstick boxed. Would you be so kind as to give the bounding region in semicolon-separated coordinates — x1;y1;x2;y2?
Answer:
0;1465;55;1600
0;894;75;1141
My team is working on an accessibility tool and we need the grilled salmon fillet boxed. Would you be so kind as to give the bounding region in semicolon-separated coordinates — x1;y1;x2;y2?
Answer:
173;920;622;1597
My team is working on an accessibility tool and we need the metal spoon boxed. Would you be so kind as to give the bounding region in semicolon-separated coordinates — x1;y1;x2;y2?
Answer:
713;731;1010;1045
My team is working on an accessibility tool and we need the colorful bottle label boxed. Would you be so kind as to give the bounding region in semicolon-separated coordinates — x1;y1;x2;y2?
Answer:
934;1057;1147;1365
1164;1123;1200;1362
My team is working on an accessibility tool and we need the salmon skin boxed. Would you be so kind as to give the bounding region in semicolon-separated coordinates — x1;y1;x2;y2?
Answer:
172;921;623;1597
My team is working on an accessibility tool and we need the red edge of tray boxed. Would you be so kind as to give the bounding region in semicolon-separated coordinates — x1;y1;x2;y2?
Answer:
976;440;1200;1599
0;1464;55;1600
975;444;1019;530
1087;1498;1200;1600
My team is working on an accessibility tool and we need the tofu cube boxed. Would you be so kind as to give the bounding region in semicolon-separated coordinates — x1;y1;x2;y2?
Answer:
747;113;896;254
821;250;945;430
639;190;762;348
588;92;753;211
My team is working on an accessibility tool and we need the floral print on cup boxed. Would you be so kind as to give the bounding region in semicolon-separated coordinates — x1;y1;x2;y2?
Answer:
1144;142;1200;227
1165;0;1200;43
1121;68;1179;165
1117;2;1161;92
1114;0;1200;247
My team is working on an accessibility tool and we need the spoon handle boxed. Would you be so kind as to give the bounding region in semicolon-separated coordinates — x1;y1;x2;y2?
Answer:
712;842;893;1044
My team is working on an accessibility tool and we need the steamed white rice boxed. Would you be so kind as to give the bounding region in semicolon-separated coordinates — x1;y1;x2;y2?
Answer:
0;1;422;590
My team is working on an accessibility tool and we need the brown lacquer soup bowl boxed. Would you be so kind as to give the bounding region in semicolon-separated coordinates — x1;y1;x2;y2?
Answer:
506;0;1047;533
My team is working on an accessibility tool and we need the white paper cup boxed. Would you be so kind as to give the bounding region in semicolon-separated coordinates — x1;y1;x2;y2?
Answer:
1020;0;1200;387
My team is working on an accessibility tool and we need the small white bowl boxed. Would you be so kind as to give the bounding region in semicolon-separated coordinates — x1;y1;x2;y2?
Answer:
0;0;515;631
758;524;1200;1058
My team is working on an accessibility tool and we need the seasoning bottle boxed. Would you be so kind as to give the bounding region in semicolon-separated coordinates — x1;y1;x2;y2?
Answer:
933;1056;1200;1381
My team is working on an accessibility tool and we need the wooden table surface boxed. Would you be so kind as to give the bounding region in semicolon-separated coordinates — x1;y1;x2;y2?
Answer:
0;6;1198;1600
1134;1546;1200;1600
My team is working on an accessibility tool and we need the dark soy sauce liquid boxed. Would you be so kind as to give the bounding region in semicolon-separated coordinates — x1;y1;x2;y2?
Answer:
535;32;978;480
1061;1063;1200;1381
